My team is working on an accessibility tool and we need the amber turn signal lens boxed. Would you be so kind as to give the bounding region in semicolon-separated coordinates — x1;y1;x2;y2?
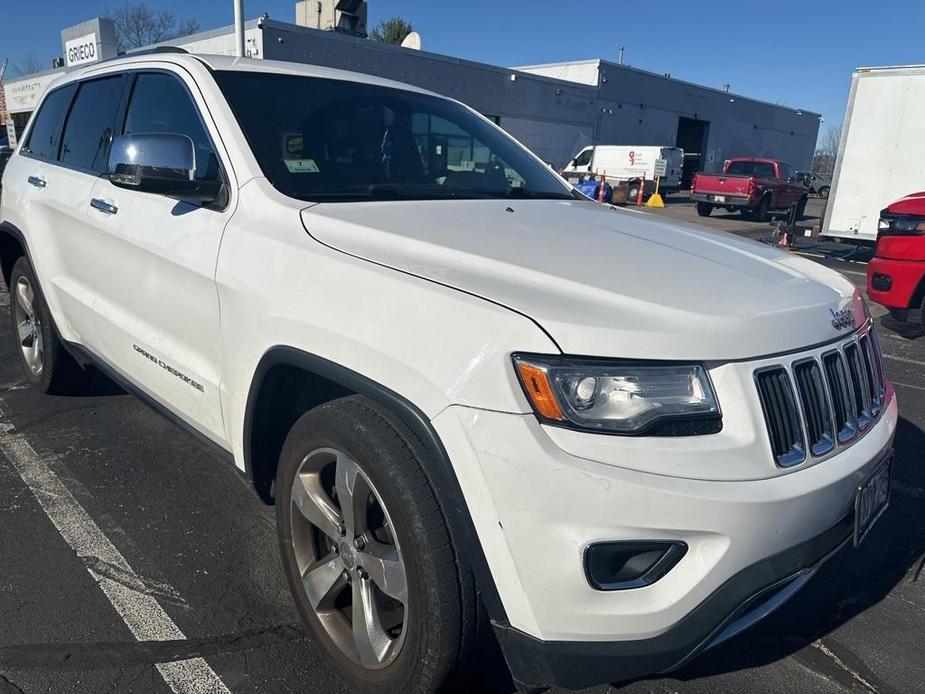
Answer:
516;361;564;420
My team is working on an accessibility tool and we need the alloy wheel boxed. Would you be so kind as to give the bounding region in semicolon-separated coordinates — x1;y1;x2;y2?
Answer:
13;277;43;375
290;447;408;670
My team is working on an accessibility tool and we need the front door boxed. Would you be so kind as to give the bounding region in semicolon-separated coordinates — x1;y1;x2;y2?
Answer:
89;70;234;443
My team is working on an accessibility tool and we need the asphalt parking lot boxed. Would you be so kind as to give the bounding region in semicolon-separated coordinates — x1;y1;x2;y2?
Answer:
0;197;922;694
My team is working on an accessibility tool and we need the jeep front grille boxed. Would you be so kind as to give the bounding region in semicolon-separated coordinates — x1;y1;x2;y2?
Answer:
754;325;885;468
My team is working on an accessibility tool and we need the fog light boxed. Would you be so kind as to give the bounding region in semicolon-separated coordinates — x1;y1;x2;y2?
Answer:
584;541;687;591
871;273;892;291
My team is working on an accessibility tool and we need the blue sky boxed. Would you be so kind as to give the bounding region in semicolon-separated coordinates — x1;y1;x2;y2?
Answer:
5;0;925;144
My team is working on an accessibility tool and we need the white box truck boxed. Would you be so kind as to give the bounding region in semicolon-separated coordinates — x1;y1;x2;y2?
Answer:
824;64;925;244
562;145;683;198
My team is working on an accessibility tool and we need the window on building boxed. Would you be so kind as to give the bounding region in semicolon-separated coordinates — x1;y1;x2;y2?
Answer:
21;84;76;160
123;73;219;181
60;76;125;172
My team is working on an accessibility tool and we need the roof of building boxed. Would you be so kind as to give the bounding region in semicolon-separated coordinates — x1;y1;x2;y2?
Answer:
514;59;821;118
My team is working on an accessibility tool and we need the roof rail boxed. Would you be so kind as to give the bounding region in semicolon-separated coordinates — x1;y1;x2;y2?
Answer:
117;46;190;59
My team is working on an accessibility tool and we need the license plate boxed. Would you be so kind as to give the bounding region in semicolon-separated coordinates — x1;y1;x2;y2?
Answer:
713;195;726;203
854;456;892;547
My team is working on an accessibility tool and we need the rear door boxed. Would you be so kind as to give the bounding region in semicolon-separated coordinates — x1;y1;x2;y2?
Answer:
88;69;233;443
661;147;683;188
14;76;127;345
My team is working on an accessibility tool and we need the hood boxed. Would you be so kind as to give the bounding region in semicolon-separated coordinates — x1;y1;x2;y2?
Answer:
301;199;863;360
885;191;925;217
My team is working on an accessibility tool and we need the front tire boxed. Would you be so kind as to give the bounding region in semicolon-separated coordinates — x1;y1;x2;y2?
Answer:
8;256;85;394
818;186;830;199
627;181;641;204
276;396;478;693
920;293;925;334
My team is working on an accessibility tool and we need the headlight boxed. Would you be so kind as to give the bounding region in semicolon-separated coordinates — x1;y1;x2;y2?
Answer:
513;354;721;435
879;215;925;235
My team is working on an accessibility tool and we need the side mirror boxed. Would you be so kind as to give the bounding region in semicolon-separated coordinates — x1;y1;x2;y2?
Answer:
108;133;220;202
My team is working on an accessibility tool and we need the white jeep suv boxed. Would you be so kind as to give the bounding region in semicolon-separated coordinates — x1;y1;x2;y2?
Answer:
0;51;896;693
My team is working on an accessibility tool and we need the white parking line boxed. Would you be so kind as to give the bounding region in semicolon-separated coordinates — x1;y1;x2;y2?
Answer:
0;403;231;694
882;353;925;368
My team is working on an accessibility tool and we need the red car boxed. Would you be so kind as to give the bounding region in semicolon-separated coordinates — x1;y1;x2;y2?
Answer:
691;158;808;221
868;192;925;330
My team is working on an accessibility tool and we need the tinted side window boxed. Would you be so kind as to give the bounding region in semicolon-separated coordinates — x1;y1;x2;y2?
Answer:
778;162;793;179
755;162;777;178
22;84;77;160
124;73;218;181
60;76;125;172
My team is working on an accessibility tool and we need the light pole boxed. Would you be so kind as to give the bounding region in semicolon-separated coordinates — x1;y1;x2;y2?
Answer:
234;0;245;57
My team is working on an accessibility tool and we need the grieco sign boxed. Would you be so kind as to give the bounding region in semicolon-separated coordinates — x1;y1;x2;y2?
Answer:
65;32;99;67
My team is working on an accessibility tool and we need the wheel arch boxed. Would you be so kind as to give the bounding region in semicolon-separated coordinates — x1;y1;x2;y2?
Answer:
242;345;510;623
0;222;27;291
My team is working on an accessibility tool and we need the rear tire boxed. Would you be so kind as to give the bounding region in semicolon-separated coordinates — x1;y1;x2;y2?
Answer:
749;195;771;222
8;256;86;394
275;395;479;694
696;202;713;217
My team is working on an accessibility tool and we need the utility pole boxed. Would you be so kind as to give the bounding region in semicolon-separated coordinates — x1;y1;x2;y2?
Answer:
618;47;624;65
234;0;246;57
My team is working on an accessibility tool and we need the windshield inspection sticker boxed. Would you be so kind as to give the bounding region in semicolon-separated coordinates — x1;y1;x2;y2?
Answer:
284;159;320;173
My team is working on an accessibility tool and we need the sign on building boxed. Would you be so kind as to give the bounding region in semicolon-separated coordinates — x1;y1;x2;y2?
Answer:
61;18;118;71
65;32;100;68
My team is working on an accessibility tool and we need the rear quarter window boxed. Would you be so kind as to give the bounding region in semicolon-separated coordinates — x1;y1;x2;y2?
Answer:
22;84;77;160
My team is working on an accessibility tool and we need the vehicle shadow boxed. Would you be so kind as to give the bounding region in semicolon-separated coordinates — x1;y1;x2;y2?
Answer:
80;367;128;397
648;414;925;690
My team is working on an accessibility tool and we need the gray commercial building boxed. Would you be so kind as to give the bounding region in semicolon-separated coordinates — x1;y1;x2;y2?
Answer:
3;8;820;177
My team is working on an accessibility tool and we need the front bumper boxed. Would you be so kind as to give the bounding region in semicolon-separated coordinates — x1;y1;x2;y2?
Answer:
868;256;924;310
493;505;856;689
431;390;897;689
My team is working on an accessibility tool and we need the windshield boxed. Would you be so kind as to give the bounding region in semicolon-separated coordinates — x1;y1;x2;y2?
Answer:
214;71;575;203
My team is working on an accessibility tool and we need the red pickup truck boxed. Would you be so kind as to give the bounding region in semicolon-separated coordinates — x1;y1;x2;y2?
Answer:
691;158;808;221
868;192;925;332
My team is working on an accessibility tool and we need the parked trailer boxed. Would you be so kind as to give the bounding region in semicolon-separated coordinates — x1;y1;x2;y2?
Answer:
824;64;925;245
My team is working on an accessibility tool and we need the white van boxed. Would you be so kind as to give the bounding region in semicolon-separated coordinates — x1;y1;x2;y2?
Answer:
564;145;684;197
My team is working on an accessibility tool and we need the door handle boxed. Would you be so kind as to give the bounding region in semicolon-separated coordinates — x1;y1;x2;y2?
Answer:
27;176;46;188
90;198;118;215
